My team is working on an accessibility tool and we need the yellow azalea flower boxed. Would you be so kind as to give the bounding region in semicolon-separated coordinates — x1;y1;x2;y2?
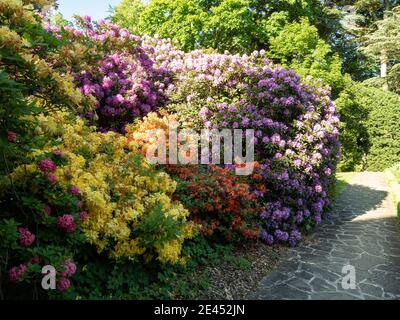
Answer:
113;239;145;259
9;164;37;181
156;240;182;264
0;26;23;52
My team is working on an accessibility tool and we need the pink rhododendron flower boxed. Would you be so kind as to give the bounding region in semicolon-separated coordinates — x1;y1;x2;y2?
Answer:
69;186;81;196
18;228;35;247
60;259;77;277
47;174;57;184
37;159;57;173
315;184;323;193
7;131;17;143
8;264;27;282
79;211;89;222
57;215;76;233
57;278;71;292
82;15;91;24
43;205;52;216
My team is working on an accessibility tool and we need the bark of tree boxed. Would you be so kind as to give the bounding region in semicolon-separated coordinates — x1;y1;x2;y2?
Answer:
381;50;389;91
380;0;390;91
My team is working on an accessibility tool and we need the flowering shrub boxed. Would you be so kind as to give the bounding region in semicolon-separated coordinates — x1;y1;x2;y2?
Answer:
0;151;86;298
46;17;171;133
0;0;92;173
31;114;194;263
0;0;94;299
126;112;261;242
141;39;340;245
168;165;261;241
1;112;196;298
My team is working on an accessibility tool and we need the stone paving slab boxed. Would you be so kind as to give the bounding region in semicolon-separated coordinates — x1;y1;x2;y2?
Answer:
249;172;400;300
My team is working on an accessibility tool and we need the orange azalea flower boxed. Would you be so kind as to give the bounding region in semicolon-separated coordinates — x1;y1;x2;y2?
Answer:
257;184;267;193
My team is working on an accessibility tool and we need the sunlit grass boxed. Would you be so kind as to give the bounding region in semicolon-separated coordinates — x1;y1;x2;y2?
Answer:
386;164;400;219
333;172;355;199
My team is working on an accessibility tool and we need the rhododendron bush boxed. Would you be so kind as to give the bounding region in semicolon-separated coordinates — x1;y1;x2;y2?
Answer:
139;38;341;245
46;17;171;133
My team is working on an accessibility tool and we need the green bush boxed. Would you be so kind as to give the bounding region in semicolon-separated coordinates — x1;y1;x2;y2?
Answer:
336;83;400;171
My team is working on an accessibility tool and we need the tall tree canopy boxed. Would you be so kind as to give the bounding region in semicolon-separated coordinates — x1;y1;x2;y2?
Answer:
112;0;346;50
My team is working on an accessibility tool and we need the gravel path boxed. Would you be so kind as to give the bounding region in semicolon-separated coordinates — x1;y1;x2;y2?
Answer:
249;172;400;300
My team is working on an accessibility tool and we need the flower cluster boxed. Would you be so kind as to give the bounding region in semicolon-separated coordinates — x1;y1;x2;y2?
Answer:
168;165;261;241
57;215;77;233
56;259;77;292
7;131;17;143
57;278;71;293
18;228;35;247
60;259;77;277
125;111;183;161
8;264;27;283
37;159;57;173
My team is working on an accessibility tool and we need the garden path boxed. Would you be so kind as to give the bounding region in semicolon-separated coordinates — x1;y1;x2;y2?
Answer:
249;172;400;300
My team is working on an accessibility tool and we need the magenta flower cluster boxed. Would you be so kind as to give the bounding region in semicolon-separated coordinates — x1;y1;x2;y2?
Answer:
69;185;81;197
8;264;27;283
60;259;77;277
79;211;89;222
37;159;57;173
57;277;71;292
57;214;77;233
7;131;17;143
43;205;52;216
56;259;77;292
18;227;35;247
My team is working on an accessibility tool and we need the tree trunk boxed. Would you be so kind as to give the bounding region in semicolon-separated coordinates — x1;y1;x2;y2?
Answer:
381;50;389;91
381;0;390;91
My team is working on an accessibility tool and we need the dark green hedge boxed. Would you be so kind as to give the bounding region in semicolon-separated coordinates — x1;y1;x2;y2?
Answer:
336;83;400;171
